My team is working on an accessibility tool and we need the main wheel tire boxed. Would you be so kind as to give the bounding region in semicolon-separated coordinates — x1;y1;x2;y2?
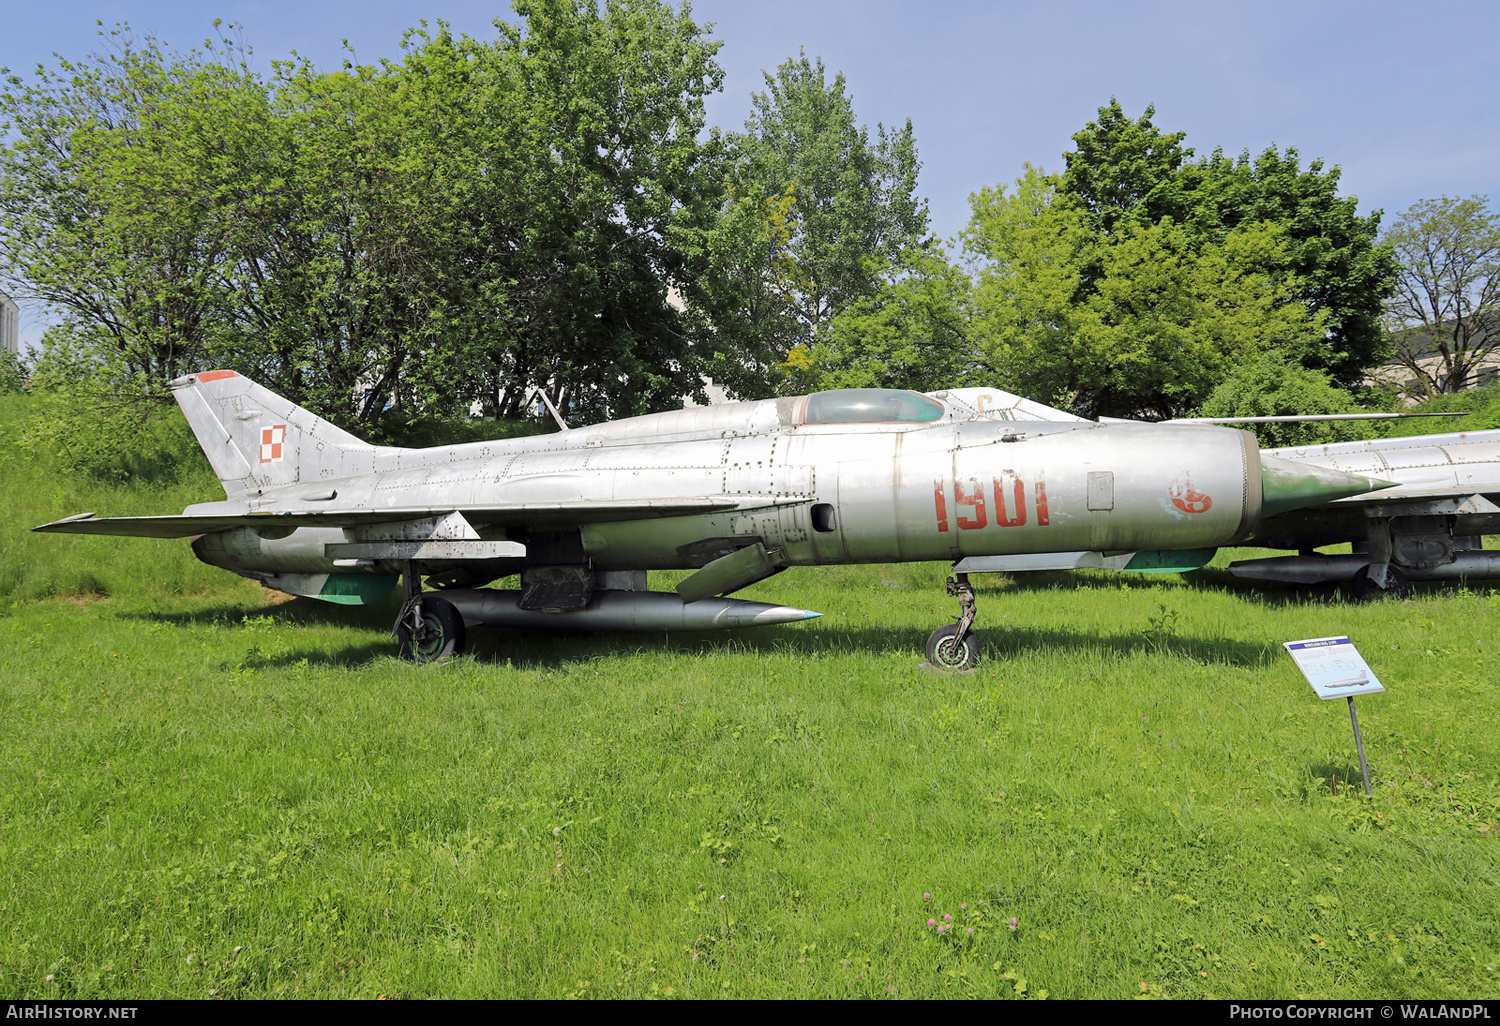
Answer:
397;595;467;662
1350;564;1411;602
926;624;980;670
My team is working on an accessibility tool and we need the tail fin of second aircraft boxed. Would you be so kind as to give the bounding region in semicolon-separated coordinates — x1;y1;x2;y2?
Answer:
169;370;395;498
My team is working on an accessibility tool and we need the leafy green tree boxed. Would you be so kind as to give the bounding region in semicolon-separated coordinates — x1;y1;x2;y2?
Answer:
471;0;728;422
1060;100;1396;386
1071;220;1323;419
218;44;464;427
221;2;726;429
1059;101;1191;234
0;348;24;394
1181;145;1394;383
1381;195;1500;397
965;169;1090;407
692;186;809;399
780;246;974;393
704;52;928;397
19;324;207;482
2;3;729;434
0;23;469;429
1384;378;1500;436
0;26;265;406
1198;353;1380;448
964;168;1327;419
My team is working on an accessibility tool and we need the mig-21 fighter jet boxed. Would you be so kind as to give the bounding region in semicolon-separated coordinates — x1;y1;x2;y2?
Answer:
35;371;1401;667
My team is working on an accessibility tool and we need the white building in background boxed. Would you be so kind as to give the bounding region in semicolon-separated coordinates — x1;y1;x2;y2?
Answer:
683;376;730;407
0;290;17;355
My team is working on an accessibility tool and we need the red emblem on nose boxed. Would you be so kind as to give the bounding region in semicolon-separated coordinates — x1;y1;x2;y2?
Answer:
1168;475;1212;514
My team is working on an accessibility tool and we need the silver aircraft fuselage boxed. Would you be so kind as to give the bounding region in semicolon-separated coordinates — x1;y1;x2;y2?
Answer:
186;391;1265;581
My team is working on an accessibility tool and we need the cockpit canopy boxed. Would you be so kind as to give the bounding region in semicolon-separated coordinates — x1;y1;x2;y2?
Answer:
801;389;945;425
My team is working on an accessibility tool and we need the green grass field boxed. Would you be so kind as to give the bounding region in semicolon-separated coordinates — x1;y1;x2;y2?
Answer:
1;397;1497;999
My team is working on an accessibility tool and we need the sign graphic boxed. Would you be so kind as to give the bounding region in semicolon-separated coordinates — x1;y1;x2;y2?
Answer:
1283;636;1385;699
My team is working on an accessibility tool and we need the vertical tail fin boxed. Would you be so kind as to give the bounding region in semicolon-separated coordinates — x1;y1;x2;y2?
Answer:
169;371;397;497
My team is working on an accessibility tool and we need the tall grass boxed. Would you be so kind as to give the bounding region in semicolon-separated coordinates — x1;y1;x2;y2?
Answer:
0;394;229;604
0;558;1496;998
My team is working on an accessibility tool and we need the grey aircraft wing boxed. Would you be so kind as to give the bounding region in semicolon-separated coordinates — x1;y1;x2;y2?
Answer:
1223;428;1500;592
33;496;810;539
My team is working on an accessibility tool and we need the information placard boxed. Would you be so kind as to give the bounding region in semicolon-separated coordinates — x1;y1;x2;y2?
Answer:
1283;636;1385;700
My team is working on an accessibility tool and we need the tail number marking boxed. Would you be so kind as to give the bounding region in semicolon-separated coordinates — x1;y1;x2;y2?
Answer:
994;471;1026;528
936;473;1050;531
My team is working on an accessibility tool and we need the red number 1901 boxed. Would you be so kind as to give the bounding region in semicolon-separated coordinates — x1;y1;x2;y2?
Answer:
934;474;1049;532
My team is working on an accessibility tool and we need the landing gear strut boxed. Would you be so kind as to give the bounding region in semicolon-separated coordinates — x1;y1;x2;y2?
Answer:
394;562;466;662
1350;522;1411;602
927;573;980;670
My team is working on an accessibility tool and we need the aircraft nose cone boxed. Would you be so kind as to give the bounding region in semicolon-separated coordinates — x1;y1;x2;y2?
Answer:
1260;455;1395;518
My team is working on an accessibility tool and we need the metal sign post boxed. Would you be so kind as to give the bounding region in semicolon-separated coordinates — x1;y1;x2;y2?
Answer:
1346;697;1372;796
1283;636;1386;797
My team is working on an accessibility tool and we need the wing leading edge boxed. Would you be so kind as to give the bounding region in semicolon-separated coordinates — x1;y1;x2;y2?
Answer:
33;496;809;539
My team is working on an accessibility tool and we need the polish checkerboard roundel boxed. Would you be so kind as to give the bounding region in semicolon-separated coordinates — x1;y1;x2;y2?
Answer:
260;425;287;463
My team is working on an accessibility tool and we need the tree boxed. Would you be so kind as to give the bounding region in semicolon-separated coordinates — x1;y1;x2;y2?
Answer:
780;245;974;394
964;167;1328;419
1198;353;1378;448
1059;100;1191;234
692;186;809;399
1182;145;1395;385
0;25;265;404
703;52;928;397
965;169;1090;408
223;1;728;428
784;101;1378;419
785;156;1332;418
1068;218;1328;420
1059;100;1396;387
1;2;729;434
470;0;728;422
1381;195;1500;397
219;41;473;427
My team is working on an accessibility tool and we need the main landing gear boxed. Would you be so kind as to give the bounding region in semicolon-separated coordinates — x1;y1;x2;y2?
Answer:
926;573;980;670
394;562;466;662
1351;563;1411;601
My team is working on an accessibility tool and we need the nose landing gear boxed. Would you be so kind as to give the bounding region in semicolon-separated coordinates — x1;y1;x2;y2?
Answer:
926;573;980;670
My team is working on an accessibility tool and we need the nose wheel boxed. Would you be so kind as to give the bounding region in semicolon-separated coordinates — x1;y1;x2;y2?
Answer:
926;573;980;670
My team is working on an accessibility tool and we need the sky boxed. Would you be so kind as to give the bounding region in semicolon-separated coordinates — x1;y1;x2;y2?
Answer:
4;0;1498;347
